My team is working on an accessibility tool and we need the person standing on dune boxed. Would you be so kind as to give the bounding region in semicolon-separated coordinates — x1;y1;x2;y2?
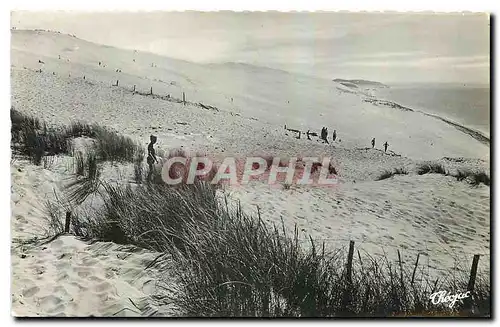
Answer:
323;128;329;144
147;135;159;181
371;138;375;148
384;141;389;153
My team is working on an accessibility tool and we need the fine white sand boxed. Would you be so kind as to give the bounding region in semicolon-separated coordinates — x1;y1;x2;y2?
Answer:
10;30;490;316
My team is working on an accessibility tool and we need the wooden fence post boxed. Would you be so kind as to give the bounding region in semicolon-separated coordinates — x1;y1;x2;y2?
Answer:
411;253;420;285
342;240;355;313
346;240;355;284
133;85;136;92
464;254;480;313
65;211;71;233
397;249;406;299
467;255;480;292
150;86;153;95
183;92;186;105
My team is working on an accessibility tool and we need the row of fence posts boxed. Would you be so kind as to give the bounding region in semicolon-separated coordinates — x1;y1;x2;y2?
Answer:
109;79;186;105
41;71;187;105
343;240;482;312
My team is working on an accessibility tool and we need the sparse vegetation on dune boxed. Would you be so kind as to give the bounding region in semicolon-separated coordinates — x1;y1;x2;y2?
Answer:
417;163;448;176
11;108;72;165
53;177;489;317
92;126;140;163
376;168;408;181
11;108;142;165
454;169;490;186
393;167;408;175
65;121;97;138
376;170;395;181
379;164;489;187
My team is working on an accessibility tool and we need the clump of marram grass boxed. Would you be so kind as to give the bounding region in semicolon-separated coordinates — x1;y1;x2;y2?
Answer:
376;168;408;181
19;124;71;165
470;171;490;186
66;149;102;205
376;170;395;181
11;107;41;144
92;126;140;163
417;163;448;176
454;169;490;186
11;108;72;165
65;121;96;138
77;180;218;249
393;168;408;175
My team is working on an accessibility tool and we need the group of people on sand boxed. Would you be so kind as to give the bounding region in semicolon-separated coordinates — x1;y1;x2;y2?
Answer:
287;125;392;153
372;138;389;152
319;127;337;144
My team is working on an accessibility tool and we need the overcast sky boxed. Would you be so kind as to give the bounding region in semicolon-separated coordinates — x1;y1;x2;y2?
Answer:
11;11;490;84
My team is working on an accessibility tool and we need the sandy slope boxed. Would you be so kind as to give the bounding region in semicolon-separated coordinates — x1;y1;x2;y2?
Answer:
11;160;179;317
10;30;490;316
229;174;490;277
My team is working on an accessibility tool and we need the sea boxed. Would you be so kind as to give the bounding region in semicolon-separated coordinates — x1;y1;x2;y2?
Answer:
374;83;490;137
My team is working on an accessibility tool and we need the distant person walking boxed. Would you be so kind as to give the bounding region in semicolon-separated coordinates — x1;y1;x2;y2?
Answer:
371;138;375;148
383;141;389;153
322;127;329;144
147;135;158;181
332;130;337;142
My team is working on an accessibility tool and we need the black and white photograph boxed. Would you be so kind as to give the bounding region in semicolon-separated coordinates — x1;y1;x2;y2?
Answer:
9;10;491;317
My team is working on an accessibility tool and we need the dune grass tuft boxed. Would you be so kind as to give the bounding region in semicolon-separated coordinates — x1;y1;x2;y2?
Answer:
417;163;448;176
66;149;102;205
11;109;72;165
376;168;408;181
454;169;490;186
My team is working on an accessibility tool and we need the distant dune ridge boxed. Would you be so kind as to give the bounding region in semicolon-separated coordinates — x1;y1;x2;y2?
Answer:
10;29;490;317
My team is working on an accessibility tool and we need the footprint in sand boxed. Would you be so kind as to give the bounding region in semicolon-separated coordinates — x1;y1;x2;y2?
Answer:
22;285;40;298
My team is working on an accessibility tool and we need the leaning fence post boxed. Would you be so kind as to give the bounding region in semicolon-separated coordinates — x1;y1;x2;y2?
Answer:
467;255;480;292
65;211;71;233
133;85;136;92
465;254;480;313
346;240;355;284
411;253;420;285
